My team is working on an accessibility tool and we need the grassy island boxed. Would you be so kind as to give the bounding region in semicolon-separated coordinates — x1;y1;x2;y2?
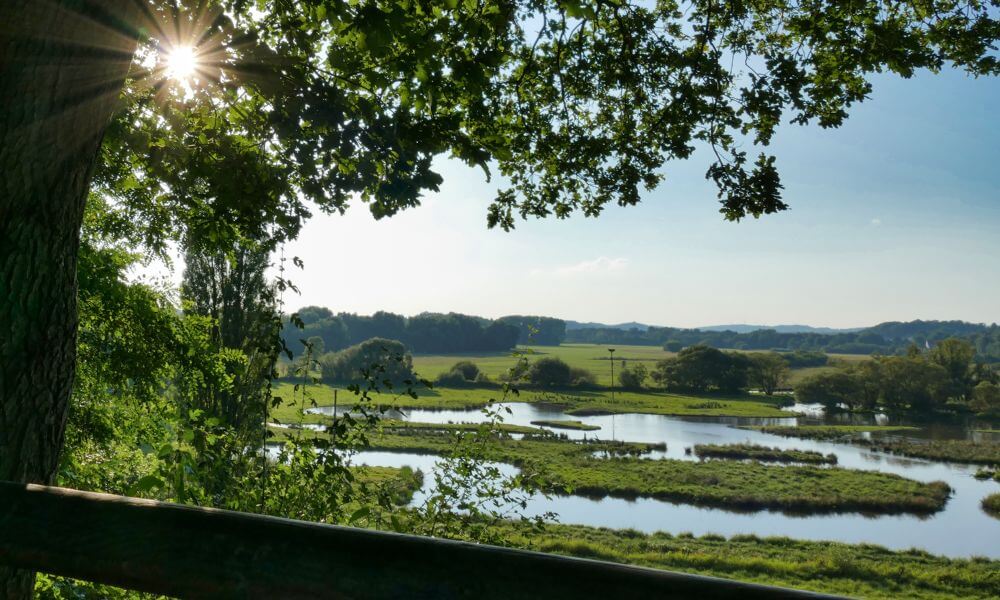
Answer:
694;443;837;464
749;426;1000;465
530;419;601;431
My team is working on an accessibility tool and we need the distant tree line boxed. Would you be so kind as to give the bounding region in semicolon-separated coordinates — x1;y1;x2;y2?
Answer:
566;320;1000;361
795;339;1000;415
285;307;568;355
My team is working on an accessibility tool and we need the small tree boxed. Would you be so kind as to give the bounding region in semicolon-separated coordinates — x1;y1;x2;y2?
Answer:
970;381;1000;415
618;363;648;390
663;340;683;352
748;352;790;395
528;357;573;387
795;371;862;411
319;338;415;389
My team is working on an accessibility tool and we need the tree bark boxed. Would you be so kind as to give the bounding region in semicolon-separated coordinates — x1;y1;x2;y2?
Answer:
0;1;140;596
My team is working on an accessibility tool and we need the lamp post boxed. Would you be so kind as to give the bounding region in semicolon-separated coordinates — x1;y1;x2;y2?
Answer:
608;348;616;442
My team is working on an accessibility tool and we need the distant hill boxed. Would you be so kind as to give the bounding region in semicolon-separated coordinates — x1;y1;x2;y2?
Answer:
565;320;650;331
566;321;861;334
695;324;864;335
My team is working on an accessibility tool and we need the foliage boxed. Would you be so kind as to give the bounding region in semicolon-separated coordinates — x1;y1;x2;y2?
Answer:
501;524;1000;600
971;382;1000;416
795;370;865;411
287;309;520;355
617;362;648;390
495;315;567;345
747;352;790;395
318;338;416;388
983;493;1000;520
573;321;1000;361
527;357;573;387
650;345;750;393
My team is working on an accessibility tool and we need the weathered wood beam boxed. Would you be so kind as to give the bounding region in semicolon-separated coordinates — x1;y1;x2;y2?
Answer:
0;482;841;599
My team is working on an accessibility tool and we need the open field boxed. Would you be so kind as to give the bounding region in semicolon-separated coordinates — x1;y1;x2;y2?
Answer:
410;344;871;389
499;523;1000;600
270;381;795;419
750;426;1000;465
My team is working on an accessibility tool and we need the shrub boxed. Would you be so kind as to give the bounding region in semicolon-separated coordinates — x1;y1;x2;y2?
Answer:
450;360;480;381
569;367;596;387
528;357;574;387
618;363;648;389
319;337;414;388
435;369;470;387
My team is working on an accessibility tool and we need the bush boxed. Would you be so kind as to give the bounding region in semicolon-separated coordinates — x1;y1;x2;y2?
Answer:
618;363;648;389
971;381;1000;415
434;361;483;387
569;367;596;387
780;351;828;368
663;340;684;352
319;338;414;388
794;371;862;411
528;357;574;387
449;360;480;381
435;369;470;387
650;345;749;392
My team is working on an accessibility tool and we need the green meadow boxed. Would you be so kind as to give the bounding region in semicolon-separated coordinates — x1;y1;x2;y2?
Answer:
270;380;795;419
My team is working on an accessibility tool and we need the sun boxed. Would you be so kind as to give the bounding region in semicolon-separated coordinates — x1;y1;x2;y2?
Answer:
164;46;198;81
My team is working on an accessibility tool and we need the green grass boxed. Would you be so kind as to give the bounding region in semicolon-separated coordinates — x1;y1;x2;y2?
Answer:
411;344;676;384
694;443;837;465
749;426;1000;465
279;428;951;515
497;523;1000;599
983;494;1000;520
271;381;795;418
410;344;871;390
530;419;601;431
743;425;921;437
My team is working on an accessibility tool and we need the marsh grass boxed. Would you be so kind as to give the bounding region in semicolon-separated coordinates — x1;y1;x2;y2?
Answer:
498;523;1000;599
983;493;1000;520
694;443;837;464
278;428;951;515
530;419;601;431
750;426;1000;465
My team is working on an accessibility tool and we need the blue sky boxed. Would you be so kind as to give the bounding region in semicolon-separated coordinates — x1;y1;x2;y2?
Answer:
283;68;1000;329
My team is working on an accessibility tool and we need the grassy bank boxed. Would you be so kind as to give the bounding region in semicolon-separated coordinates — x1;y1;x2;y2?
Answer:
984;494;1000;520
499;523;1000;599
750;426;1000;465
271;381;795;418
694;443;837;465
530;419;600;431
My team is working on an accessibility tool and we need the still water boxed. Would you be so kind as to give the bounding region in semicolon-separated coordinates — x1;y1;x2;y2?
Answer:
304;402;1000;558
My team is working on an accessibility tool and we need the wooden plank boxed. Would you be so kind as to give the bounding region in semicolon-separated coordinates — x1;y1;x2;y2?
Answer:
0;482;841;599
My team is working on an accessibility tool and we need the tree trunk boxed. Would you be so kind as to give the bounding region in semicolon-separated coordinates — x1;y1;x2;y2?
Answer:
0;1;140;596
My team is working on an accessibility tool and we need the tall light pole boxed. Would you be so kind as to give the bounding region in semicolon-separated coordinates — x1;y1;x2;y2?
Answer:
608;348;616;442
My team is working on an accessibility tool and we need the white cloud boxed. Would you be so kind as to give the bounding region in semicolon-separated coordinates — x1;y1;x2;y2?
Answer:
555;256;629;276
871;218;882;226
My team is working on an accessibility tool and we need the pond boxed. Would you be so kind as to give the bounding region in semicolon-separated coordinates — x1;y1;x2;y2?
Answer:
304;402;1000;558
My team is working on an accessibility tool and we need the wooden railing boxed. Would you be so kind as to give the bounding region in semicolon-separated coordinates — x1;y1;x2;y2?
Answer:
0;482;841;598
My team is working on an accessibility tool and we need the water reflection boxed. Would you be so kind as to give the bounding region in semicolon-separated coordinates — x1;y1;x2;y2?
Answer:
295;401;999;558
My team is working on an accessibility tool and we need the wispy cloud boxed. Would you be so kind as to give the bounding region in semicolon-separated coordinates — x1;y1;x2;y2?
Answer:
871;217;882;226
554;256;629;276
